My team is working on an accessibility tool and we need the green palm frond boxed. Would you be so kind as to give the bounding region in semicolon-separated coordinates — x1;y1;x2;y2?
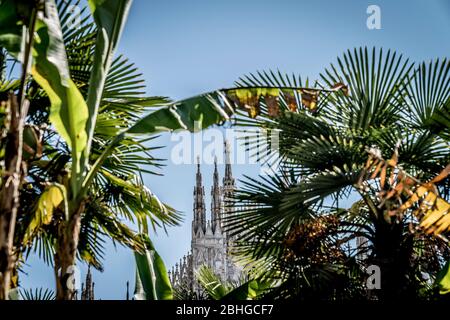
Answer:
321;47;413;130
224;170;316;269
172;284;203;300
27;232;55;266
225;182;361;299
405;58;450;128
87;201;144;252
430;98;450;142
236;70;305;88
0;78;20;93
57;0;94;42
196;265;270;300
57;0;96;86
103;55;145;100
378;128;449;177
98;169;180;233
225;170;305;239
232;47;416;171
59;5;179;235
285;129;365;176
226;47;450;300
19;287;55;300
196;266;232;300
94;136;163;177
284;167;361;209
77;209;106;270
77;199;148;271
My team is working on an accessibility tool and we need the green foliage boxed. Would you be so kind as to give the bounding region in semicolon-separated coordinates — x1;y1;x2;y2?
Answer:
0;0;35;57
134;234;173;300
436;260;450;295
196;265;271;300
222;47;450;300
128;94;230;134
32;1;89;177
19;288;55;300
23;183;67;244
0;0;89;197
222;279;272;300
1;0;228;296
197;266;231;300
84;0;132;168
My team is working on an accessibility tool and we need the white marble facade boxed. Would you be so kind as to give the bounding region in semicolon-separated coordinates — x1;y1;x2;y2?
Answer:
169;143;242;294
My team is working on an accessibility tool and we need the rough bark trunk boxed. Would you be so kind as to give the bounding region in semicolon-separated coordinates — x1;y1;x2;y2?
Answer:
0;94;26;300
372;217;413;301
55;203;84;300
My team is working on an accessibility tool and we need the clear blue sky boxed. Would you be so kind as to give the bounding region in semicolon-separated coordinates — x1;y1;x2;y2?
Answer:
22;0;450;299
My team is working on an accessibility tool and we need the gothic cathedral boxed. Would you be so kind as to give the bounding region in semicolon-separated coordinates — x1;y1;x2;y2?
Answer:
169;143;242;294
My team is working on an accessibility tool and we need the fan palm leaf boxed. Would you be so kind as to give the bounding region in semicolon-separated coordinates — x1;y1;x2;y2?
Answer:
220;47;450;300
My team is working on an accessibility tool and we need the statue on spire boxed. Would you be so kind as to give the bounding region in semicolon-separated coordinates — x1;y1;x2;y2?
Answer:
224;140;234;186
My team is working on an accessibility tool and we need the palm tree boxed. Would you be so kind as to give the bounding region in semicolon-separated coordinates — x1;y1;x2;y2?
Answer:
0;0;231;299
0;0;174;298
219;48;450;300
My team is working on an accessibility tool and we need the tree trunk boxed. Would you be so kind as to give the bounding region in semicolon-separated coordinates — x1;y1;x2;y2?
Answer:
55;203;84;300
0;94;26;300
372;217;413;301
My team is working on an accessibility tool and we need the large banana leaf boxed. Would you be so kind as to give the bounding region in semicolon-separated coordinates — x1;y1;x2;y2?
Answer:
128;94;230;134
84;0;132;159
0;0;89;197
32;1;89;198
128;82;347;134
23;183;67;244
134;235;172;300
82;94;231;193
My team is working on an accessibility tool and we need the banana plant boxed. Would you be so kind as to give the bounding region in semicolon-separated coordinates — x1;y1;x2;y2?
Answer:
0;0;41;299
0;0;343;300
0;0;231;300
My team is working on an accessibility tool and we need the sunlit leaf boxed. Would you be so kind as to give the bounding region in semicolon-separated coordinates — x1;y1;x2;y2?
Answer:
134;234;172;300
24;183;67;244
31;0;89;189
436;260;450;295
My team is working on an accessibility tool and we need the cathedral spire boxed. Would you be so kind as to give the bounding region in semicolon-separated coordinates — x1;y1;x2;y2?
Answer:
193;156;206;234
211;156;221;232
222;141;235;238
224;141;234;184
223;140;235;189
81;265;94;300
170;148;243;294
